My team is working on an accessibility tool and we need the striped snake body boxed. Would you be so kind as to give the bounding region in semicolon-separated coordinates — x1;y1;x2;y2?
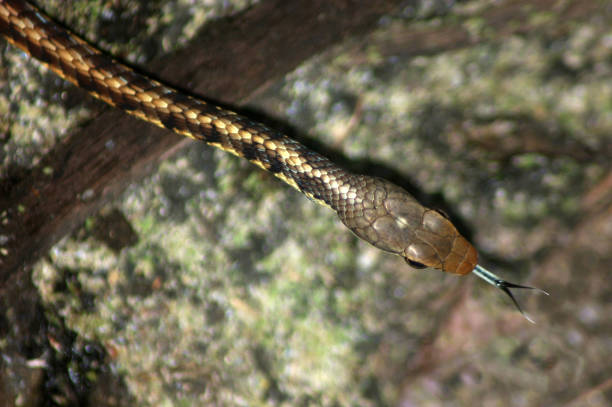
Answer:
0;0;545;317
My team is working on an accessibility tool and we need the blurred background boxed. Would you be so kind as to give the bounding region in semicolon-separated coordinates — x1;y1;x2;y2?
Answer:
1;0;610;405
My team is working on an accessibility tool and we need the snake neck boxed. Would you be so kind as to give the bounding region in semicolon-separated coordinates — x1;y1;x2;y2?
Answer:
256;137;359;211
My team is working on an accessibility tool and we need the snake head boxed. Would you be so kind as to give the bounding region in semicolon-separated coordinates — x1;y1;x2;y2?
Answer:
340;177;478;275
400;207;478;275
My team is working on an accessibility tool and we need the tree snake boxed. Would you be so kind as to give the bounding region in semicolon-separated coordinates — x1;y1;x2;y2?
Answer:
0;0;546;320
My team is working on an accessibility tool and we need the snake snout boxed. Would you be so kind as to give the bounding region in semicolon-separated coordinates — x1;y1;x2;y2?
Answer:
442;236;478;275
415;210;479;275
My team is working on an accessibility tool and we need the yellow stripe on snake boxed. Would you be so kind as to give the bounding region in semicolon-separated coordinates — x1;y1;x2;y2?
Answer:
0;0;546;319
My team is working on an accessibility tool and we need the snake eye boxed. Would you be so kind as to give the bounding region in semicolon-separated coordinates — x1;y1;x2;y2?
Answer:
435;209;449;219
405;258;427;269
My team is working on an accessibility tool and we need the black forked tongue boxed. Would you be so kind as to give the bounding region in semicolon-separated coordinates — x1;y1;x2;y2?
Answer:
472;264;549;324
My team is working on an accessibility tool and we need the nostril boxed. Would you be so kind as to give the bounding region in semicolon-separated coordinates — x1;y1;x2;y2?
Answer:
434;208;449;219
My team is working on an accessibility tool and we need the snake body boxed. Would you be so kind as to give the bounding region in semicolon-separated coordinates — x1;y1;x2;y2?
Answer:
0;0;481;276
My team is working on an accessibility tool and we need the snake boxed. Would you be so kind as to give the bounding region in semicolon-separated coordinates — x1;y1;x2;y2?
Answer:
0;0;546;320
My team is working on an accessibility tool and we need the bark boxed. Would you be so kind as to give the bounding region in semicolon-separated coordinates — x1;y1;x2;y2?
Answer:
356;0;602;60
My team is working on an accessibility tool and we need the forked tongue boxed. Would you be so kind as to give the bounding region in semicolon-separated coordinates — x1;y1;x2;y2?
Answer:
472;264;549;323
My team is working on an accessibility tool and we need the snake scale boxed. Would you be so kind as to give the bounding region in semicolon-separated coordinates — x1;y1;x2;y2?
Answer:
0;0;545;319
